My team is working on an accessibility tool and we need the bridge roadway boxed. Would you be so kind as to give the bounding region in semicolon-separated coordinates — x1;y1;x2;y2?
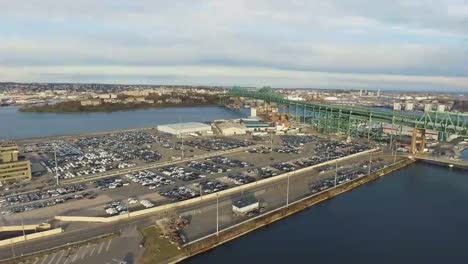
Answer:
225;87;468;137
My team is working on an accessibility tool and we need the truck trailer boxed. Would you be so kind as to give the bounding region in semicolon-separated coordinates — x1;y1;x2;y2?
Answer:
232;196;265;217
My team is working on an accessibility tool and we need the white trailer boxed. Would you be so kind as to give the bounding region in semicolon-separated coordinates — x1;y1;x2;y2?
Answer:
232;197;265;217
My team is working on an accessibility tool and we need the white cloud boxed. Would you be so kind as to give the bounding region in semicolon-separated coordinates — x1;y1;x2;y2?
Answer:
0;65;466;91
0;0;467;89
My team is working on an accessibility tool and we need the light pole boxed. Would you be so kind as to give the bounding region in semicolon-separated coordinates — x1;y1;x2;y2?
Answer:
286;174;290;207
334;160;338;187
368;153;372;176
216;193;219;236
54;143;59;186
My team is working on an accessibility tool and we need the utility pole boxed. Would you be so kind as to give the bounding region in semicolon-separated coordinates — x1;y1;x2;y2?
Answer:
199;185;203;200
216;193;219;236
270;130;273;150
334;160;338;186
178;115;184;159
54;143;59;186
21;214;25;240
368;153;372;176
125;197;130;219
286;174;290;206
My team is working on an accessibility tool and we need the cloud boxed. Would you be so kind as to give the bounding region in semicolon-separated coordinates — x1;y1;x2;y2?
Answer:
0;0;467;90
1;65;467;91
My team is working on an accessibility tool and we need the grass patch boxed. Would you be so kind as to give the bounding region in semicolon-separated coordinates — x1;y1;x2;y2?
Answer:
139;225;184;264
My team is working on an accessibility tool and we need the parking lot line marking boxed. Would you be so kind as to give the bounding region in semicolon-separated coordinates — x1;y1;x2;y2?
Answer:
105;239;112;252
71;250;79;263
80;247;89;260
39;255;49;264
32;257;39;264
54;250;65;264
46;251;57;264
97;242;105;254
89;246;96;257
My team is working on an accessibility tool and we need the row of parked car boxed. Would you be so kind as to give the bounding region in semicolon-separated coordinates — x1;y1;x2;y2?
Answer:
184;138;253;151
225;173;256;185
159;165;205;181
160;186;198;201
104;201;129;216
196;180;228;194
3;191;96;215
0;184;87;208
309;161;388;194
125;170;175;189
208;156;252;168
93;177;130;190
187;160;230;174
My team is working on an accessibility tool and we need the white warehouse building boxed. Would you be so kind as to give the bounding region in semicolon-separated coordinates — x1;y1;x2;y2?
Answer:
157;122;212;135
216;122;247;136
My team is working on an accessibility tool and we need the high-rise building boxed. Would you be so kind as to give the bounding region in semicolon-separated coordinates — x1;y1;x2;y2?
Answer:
0;142;32;183
405;102;414;111
424;104;433;112
437;104;446;112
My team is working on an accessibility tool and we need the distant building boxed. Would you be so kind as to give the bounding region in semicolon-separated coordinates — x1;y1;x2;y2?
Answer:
216;122;247;136
122;90;150;97
166;98;182;104
405;102;414;111
0;143;32;183
437;104;446;112
98;94;117;99
393;103;402;111
424;104;433;112
250;108;257;117
80;99;101;106
286;95;305;101
157;122;212;136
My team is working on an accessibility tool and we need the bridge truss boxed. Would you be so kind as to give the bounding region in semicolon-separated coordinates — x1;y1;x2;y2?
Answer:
222;87;468;142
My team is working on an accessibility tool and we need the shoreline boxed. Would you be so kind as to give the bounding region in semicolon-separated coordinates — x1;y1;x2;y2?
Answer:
17;103;222;114
174;158;414;263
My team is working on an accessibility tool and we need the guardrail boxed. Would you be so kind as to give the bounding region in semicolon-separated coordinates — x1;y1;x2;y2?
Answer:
0;232;116;263
0;228;63;248
55;148;381;223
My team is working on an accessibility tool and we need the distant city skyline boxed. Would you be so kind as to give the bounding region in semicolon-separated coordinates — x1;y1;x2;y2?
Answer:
0;1;467;91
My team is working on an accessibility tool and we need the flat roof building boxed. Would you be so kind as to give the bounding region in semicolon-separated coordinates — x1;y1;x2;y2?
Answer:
157;122;212;135
216;122;247;136
0;143;32;183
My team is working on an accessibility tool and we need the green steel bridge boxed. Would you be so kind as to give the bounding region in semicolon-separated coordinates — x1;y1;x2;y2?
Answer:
221;87;468;141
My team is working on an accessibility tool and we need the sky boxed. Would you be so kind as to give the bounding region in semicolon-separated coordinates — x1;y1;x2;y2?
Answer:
0;0;467;91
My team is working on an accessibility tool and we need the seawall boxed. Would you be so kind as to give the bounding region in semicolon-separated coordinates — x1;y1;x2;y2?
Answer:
175;158;414;263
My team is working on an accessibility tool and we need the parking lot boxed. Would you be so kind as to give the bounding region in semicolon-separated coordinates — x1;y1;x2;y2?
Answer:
1;132;376;226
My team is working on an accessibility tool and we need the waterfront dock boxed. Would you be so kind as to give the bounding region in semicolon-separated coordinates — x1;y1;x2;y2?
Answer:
413;155;468;170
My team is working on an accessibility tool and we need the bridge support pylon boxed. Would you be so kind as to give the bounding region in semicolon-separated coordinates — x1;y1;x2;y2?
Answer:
411;128;426;154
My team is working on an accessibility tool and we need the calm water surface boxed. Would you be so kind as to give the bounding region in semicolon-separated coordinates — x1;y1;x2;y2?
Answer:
185;163;468;264
0;106;247;139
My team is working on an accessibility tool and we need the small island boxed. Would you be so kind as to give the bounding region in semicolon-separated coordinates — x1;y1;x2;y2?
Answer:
19;93;220;113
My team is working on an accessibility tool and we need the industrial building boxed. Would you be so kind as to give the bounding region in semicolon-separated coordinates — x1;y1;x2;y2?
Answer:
0;143;32;183
241;120;272;131
216;122;247;136
157;122;212;135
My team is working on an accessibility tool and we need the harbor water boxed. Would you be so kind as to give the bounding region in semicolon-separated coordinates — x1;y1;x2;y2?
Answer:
1;106;467;263
0;106;248;140
185;163;468;264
